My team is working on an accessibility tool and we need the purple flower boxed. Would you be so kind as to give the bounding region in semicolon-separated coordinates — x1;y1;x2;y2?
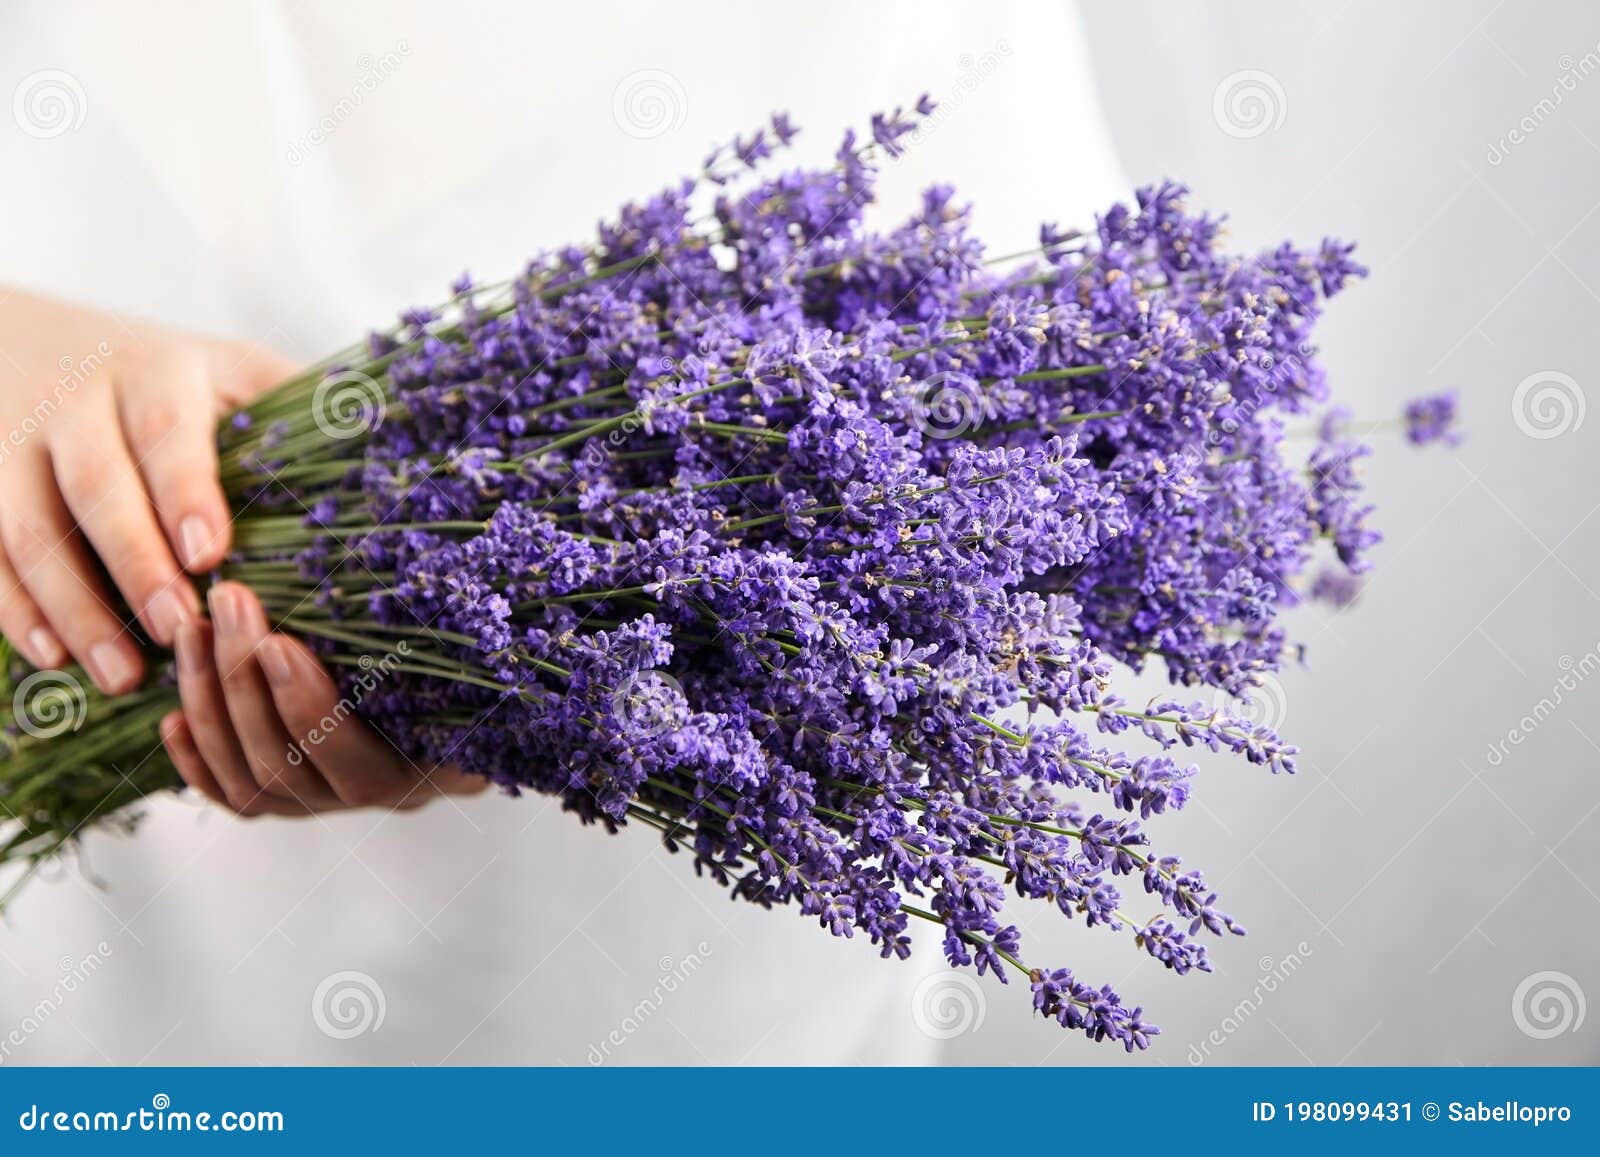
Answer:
1403;390;1461;446
7;103;1448;1054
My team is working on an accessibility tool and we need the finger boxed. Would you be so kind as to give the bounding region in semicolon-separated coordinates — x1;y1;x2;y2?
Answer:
137;342;298;572
0;543;66;667
50;392;197;645
173;620;305;817
254;633;419;808
388;766;491;811
421;763;491;798
213;341;301;407
208;582;338;807
119;371;231;574
159;709;227;806
0;447;143;693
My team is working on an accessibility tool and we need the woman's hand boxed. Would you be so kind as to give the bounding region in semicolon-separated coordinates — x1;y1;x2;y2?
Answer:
0;289;485;817
161;583;486;818
0;287;294;689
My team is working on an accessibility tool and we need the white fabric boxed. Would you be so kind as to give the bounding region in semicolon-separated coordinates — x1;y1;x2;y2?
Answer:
0;0;1126;1063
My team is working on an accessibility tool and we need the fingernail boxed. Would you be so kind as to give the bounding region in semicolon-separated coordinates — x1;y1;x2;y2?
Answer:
145;586;196;644
26;626;65;668
174;623;207;676
208;585;238;634
257;638;294;688
87;641;139;693
179;515;215;570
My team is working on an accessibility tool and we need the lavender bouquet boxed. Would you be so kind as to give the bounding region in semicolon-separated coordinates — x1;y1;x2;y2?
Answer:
0;102;1456;1049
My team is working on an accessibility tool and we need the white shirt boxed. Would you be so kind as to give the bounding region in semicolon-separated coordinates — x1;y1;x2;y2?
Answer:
0;0;1126;1063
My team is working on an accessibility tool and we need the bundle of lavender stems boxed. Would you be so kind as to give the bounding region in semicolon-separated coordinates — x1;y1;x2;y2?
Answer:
0;101;1457;1048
